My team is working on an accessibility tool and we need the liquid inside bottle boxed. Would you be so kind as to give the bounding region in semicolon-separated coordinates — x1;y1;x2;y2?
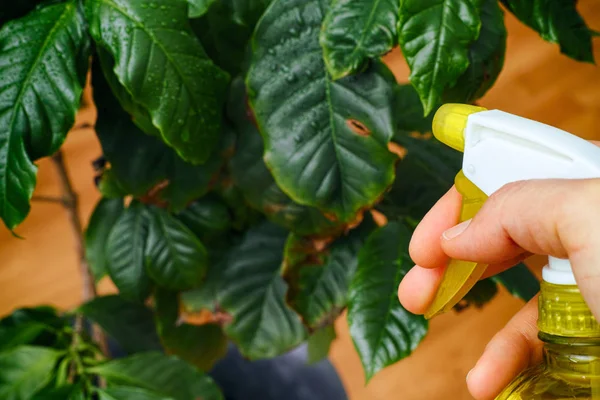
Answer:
496;282;600;399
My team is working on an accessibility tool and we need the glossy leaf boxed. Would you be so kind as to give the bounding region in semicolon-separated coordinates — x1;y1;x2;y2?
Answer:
0;1;89;229
106;202;153;302
86;0;230;164
444;0;507;103
247;0;398;223
492;263;540;302
154;290;228;371
79;295;162;354
90;352;223;400
398;0;482;114
500;0;593;62
321;0;399;79
348;223;428;381
85;198;124;282
92;63;226;211
98;386;173;400
284;217;376;329
307;325;336;364
144;207;208;290
0;307;68;349
188;0;217;18
181;247;231;313
219;222;307;359
228;78;340;236
176;196;231;241
0;346;61;400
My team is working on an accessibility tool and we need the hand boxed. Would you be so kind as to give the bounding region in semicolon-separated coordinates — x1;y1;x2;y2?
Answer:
397;178;600;400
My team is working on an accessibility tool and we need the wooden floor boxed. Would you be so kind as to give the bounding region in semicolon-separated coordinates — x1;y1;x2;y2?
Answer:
2;2;600;399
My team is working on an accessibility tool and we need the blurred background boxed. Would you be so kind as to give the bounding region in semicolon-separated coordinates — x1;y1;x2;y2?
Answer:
1;2;600;399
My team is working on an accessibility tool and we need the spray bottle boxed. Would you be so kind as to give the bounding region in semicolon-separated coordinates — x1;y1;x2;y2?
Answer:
428;104;600;398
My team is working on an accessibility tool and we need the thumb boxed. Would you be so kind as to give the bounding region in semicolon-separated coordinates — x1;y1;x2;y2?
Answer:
440;179;600;317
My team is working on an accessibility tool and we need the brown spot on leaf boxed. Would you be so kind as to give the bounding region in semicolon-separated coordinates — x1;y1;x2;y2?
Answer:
370;210;388;227
139;179;170;208
346;119;371;136
387;142;407;159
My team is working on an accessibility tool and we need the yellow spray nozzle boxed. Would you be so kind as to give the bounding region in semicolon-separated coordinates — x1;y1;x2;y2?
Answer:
432;104;487;152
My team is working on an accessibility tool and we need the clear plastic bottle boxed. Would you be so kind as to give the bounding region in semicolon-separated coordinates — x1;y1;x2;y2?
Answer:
496;281;600;399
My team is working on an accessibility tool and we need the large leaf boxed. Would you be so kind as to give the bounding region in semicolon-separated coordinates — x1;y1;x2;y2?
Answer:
307;325;336;364
444;0;507;103
500;0;593;62
398;0;482;114
492;263;540;302
79;295;162;354
188;0;217;18
92;63;226;211
175;196;231;242
284;217;376;329
247;0;398;223
106;202;153;302
0;346;61;400
0;1;89;229
85;198;124;282
348;223;428;381
228;78;340;236
154;290;228;371
98;386;173;400
90;352;223;400
86;0;230;164
219;222;307;359
144;206;208;290
320;0;399;79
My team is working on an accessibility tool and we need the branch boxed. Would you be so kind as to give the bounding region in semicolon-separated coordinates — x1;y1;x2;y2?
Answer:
31;195;66;205
51;150;109;381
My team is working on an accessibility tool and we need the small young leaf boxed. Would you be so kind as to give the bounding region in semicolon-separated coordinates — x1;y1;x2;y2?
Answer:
106;202;153;302
90;352;223;400
492;263;540;302
85;198;125;282
86;0;230;164
247;0;399;223
98;386;173;400
398;0;482;114
144;207;208;290
500;0;594;63
219;222;307;359
0;1;90;229
444;0;507;103
0;346;62;400
307;325;336;365
348;223;428;381
320;0;399;79
188;0;217;18
79;295;162;354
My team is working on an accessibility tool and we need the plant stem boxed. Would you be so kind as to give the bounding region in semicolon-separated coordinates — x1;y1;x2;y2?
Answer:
31;195;66;205
51;150;109;381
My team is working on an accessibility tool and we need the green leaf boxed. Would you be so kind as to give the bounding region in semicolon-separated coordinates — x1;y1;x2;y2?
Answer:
0;346;62;400
307;325;336;365
79;295;162;354
0;323;48;352
0;307;67;349
219;222;307;359
0;1;90;229
98;386;173;400
144;206;208;290
85;198;125;282
320;0;399;79
500;0;594;63
188;0;217;18
32;384;85;400
248;0;399;222
228;78;340;236
86;0;230;164
154;290;228;371
181;248;231;313
348;223;428;381
394;84;435;135
398;0;482;114
284;217;376;329
229;0;272;27
176;196;231;241
92;61;226;211
492;263;540;302
444;0;507;103
90;352;223;400
106;202;153;302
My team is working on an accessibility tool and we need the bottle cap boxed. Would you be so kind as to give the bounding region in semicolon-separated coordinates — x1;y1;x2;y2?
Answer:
432;104;486;152
542;257;577;285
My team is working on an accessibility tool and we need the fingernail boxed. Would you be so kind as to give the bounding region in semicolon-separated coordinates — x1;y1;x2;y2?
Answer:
443;219;472;240
466;369;473;383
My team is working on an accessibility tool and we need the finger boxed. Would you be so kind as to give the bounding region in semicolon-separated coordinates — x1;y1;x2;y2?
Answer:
409;186;462;269
467;296;543;400
440;179;600;319
398;253;531;315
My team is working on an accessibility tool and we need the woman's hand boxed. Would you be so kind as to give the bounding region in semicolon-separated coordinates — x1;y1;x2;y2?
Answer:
397;178;600;400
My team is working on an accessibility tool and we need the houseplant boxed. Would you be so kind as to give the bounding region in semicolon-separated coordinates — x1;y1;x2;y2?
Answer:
0;0;593;398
